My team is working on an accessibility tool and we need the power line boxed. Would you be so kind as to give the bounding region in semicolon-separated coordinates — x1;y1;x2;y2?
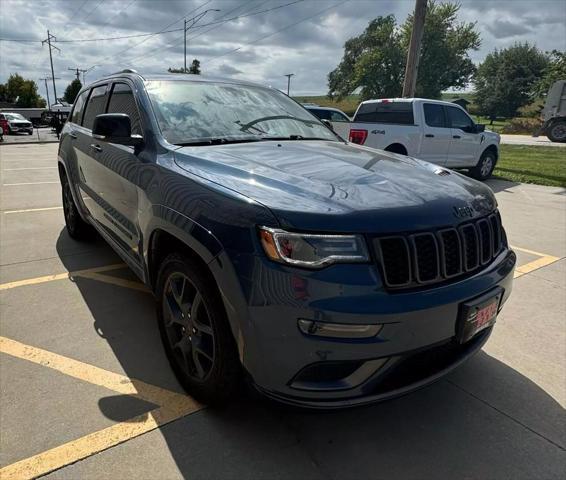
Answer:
208;0;349;64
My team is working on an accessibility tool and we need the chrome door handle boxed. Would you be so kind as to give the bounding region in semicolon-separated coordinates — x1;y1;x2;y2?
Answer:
90;144;102;152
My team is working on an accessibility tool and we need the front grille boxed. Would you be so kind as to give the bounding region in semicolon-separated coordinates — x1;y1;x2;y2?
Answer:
375;212;505;290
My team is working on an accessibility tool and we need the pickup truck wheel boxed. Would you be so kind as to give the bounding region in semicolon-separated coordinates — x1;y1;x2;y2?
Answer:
61;174;93;240
470;150;496;181
156;253;241;405
547;121;566;143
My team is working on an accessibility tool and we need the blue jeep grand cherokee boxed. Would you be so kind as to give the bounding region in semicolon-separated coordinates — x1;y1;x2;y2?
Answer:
58;70;516;408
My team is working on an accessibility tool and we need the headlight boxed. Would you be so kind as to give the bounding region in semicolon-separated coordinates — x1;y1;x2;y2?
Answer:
259;227;369;268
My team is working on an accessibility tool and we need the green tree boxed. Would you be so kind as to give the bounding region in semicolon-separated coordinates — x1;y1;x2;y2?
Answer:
62;79;82;104
534;50;566;98
475;43;549;119
328;2;480;100
1;73;46;107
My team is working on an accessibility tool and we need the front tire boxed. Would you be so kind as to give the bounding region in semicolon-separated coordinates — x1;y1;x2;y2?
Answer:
156;253;241;405
547;121;566;143
470;149;496;181
61;173;93;240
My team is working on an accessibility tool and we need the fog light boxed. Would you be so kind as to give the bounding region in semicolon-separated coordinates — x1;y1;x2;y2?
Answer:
298;319;382;339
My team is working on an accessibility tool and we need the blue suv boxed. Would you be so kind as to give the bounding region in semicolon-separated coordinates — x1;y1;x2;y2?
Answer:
58;70;516;408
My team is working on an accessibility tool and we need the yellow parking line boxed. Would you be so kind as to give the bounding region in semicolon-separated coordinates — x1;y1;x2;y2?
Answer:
0;337;201;480
2;166;58;171
0;402;201;480
514;255;561;279
78;271;151;293
511;245;557;258
0;264;125;291
3;181;59;186
3;206;62;214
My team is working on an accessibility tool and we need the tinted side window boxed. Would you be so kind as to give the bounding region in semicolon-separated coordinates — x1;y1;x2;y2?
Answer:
354;102;414;124
423;104;447;128
330;111;349;122
70;90;89;125
107;83;142;135
447;106;473;130
309;108;331;120
82;85;108;130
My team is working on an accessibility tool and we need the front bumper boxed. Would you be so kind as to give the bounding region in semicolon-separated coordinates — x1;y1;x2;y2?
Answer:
229;248;516;409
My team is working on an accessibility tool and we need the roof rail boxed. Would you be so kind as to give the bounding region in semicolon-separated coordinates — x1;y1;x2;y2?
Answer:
108;69;143;78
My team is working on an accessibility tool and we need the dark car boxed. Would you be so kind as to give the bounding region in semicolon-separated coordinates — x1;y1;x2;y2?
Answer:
0;112;34;135
57;70;516;408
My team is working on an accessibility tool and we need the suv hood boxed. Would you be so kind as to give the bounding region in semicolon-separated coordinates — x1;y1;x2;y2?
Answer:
174;140;496;233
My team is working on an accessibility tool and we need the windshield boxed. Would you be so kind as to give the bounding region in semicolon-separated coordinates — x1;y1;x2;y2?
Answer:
6;113;26;121
145;80;337;145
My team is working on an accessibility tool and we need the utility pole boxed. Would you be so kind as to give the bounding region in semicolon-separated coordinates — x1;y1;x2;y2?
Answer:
284;73;294;96
39;78;51;110
68;67;87;82
42;31;60;103
402;0;427;98
183;9;220;72
83;66;97;84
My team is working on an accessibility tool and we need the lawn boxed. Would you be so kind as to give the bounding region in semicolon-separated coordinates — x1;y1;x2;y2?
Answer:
494;145;566;188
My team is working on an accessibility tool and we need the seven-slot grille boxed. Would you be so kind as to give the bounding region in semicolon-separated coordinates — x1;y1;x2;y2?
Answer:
375;212;505;289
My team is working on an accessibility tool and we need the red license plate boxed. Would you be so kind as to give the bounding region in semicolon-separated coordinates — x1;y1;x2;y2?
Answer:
458;290;502;343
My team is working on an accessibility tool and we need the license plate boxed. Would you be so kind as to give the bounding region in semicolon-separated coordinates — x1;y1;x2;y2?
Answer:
457;289;503;343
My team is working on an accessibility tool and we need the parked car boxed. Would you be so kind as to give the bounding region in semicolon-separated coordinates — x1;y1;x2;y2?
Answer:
348;98;500;180
58;71;516;408
303;105;351;139
536;79;566;142
0;112;34;135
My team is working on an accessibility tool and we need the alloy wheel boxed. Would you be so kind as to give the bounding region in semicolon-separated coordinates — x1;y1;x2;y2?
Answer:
481;155;494;177
162;272;216;381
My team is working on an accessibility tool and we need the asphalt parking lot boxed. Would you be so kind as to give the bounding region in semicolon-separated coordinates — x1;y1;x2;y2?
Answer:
1;143;565;480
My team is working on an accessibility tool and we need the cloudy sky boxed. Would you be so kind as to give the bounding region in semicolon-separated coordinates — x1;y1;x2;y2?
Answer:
1;0;565;99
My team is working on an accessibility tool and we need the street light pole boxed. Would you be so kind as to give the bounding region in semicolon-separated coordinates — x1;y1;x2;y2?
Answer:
284;73;294;96
183;9;220;73
40;78;51;110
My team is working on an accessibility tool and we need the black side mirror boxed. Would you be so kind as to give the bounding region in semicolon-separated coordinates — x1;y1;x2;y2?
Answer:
475;124;486;133
321;119;335;132
93;113;142;146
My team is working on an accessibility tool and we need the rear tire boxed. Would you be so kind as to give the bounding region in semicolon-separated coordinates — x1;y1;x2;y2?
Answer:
470;149;496;181
547;121;566;143
156;253;241;405
61;173;93;240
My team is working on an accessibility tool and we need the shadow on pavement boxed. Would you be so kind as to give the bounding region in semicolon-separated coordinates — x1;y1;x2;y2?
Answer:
56;230;565;480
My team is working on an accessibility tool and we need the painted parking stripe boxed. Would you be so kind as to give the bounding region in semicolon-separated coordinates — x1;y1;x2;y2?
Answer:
0;336;201;480
3;206;63;214
78;271;151;293
2;181;59;186
0;264;125;291
510;244;562;279
2;167;58;171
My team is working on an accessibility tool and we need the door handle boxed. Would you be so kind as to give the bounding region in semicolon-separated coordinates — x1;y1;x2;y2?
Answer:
425;134;434;138
90;144;102;152
453;135;461;139
69;132;78;139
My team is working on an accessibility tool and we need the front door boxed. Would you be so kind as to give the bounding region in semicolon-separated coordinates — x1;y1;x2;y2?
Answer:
445;106;481;168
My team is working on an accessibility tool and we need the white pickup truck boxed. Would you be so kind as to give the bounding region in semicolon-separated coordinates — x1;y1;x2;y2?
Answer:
348;98;500;180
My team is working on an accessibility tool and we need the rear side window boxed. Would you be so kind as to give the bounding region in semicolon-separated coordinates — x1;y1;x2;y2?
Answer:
354;102;414;124
70;90;89;125
447;106;473;130
82;85;108;130
423;103;447;128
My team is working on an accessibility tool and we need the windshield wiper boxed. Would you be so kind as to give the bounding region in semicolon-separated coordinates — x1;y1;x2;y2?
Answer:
174;137;262;147
260;135;333;141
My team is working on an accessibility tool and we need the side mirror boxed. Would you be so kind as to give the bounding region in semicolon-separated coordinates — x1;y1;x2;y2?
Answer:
321;119;335;132
93;113;142;146
475;124;486;133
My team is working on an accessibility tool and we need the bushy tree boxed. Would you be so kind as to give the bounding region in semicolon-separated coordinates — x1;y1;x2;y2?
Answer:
0;73;46;107
475;43;549;119
328;2;480;100
534;50;566;98
63;79;82;104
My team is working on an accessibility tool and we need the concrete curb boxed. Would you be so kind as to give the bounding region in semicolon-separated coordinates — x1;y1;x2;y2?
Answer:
0;140;59;146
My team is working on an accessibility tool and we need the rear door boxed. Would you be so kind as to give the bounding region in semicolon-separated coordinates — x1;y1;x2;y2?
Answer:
446;105;482;167
419;103;451;165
